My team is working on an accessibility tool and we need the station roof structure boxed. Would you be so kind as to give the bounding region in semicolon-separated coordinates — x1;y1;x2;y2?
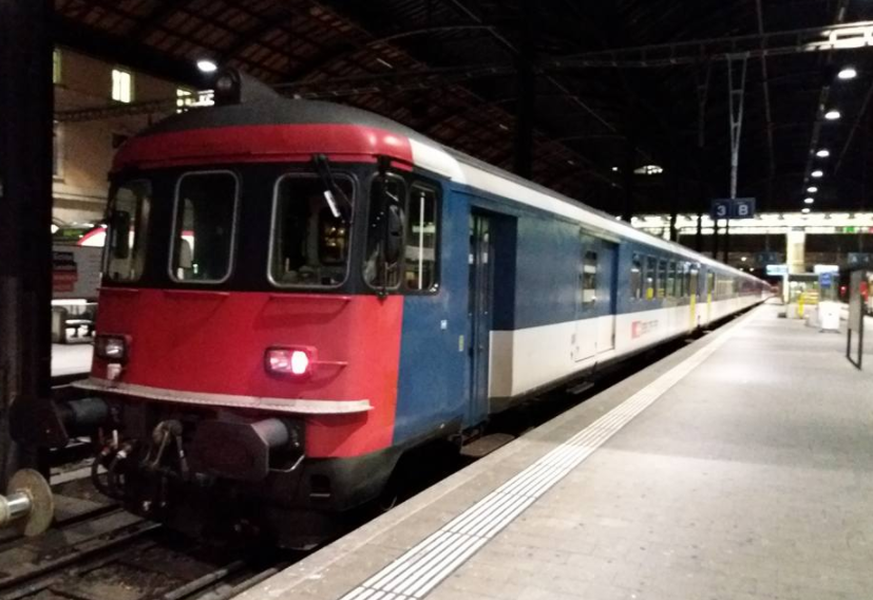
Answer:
54;0;873;215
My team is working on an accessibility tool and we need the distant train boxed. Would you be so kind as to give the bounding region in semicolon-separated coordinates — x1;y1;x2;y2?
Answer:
65;71;767;548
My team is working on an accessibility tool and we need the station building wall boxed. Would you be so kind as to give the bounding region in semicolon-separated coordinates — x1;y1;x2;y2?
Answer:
53;48;179;224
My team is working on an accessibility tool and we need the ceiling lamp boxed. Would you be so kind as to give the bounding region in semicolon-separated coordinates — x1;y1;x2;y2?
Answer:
825;110;842;120
802;207;811;214
816;149;830;158
838;67;858;80
811;170;824;178
634;164;664;175
804;197;815;204
196;60;218;73
807;186;818;193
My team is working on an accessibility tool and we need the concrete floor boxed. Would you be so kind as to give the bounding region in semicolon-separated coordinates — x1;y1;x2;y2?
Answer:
239;304;873;600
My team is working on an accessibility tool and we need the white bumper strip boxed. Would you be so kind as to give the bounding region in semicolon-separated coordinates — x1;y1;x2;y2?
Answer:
72;378;372;415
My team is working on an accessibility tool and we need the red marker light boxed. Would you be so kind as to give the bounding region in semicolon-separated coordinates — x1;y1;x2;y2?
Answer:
265;347;316;378
290;350;310;375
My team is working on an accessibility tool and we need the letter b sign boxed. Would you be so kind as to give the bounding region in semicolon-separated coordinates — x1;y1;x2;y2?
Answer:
732;198;755;219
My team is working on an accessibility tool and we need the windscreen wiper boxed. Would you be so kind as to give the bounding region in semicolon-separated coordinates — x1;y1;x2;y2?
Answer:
312;154;354;223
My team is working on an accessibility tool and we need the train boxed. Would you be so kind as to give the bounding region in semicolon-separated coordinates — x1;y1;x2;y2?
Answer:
54;71;766;548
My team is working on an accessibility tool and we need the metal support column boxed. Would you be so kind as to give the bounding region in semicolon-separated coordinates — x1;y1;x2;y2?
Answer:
695;62;713;257
0;0;54;487
725;55;749;264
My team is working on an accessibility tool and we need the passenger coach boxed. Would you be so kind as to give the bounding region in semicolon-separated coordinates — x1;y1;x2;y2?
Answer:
66;71;767;547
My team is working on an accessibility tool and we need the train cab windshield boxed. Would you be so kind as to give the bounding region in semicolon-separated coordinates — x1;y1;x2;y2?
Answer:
270;174;354;287
171;171;238;283
106;179;151;282
102;161;438;295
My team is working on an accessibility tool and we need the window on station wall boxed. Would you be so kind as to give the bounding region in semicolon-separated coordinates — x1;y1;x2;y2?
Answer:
630;254;642;300
52;49;62;84
657;259;667;298
111;68;133;103
666;261;676;298
106;180;151;282
52;121;63;179
405;184;439;292
582;251;598;304
645;256;656;300
270;174;354;288
364;175;405;290
171;172;238;283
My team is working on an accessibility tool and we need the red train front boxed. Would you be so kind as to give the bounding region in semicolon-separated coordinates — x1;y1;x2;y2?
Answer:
73;73;450;548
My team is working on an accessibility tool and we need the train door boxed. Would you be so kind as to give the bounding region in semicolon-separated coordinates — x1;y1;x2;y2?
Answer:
706;270;715;325
572;233;598;362
689;264;700;329
468;213;493;422
599;241;618;353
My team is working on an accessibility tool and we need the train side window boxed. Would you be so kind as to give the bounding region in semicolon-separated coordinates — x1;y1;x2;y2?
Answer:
364;174;405;290
170;171;238;283
684;264;692;297
630;254;642;300
689;265;700;296
405;184;439;292
657;259;667;298
106;179;151;282
707;271;715;296
645;256;656;300
269;174;354;288
583;251;597;304
666;262;676;298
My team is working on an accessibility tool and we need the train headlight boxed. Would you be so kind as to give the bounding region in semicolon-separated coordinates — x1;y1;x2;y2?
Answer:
265;346;316;379
95;335;128;363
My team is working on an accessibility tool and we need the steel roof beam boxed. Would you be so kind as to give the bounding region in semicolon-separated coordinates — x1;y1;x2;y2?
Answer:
127;0;185;41
548;20;873;69
52;14;209;89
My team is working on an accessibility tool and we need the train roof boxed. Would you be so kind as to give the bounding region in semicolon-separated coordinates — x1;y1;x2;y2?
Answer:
131;92;760;283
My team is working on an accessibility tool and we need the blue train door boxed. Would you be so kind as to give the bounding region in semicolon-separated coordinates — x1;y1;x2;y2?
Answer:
572;233;598;362
573;237;617;362
468;213;493;422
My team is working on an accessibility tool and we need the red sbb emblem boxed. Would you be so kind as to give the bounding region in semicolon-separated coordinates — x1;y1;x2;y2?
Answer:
632;320;659;339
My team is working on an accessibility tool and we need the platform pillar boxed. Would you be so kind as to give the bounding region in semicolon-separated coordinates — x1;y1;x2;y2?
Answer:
786;230;806;274
0;0;55;486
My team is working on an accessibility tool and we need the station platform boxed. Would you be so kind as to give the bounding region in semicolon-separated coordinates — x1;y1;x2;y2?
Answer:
240;303;873;600
51;342;92;380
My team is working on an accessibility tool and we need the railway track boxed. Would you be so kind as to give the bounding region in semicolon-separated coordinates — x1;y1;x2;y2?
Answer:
0;506;293;600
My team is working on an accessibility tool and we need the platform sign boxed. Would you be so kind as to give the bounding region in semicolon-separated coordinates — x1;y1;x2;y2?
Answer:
766;264;789;276
756;251;781;266
711;200;731;220
848;253;873;267
711;198;756;220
